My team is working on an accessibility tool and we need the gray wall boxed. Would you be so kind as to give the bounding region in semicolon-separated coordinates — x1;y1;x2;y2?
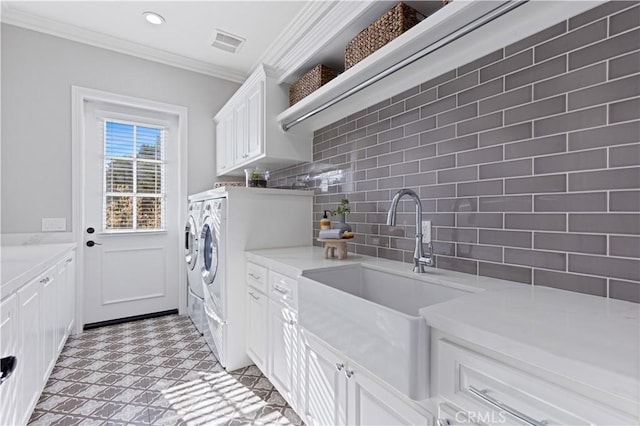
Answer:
271;2;640;303
1;24;239;233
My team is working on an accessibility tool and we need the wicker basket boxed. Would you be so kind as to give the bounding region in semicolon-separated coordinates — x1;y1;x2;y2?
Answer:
289;64;338;106
345;2;424;70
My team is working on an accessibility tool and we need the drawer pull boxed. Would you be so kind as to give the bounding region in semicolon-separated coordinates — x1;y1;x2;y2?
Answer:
66;258;73;264
40;277;50;284
468;386;548;426
345;369;355;379
272;284;288;294
248;291;260;301
335;363;344;371
248;272;261;280
288;319;296;326
437;420;450;426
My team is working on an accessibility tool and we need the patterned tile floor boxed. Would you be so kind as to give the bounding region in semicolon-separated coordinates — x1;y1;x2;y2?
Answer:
29;314;303;426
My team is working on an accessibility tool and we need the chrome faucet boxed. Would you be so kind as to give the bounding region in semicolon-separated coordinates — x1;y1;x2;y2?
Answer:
386;189;434;273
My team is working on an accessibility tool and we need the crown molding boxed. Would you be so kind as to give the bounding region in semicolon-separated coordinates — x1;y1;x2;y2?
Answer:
266;1;378;84
0;6;247;83
253;0;337;71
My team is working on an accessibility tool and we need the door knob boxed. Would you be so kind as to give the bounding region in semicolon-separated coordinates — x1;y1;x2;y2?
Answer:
86;227;95;234
86;240;102;247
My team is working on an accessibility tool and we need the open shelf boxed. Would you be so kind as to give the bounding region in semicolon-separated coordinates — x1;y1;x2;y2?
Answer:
276;0;604;135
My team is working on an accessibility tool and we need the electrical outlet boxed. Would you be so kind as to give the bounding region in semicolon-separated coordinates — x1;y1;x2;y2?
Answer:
421;220;431;244
42;218;66;232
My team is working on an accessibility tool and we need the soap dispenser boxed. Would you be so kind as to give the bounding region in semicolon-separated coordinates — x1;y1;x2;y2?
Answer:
320;210;331;230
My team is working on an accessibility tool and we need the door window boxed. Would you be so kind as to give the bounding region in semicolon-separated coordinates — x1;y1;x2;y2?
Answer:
103;120;165;232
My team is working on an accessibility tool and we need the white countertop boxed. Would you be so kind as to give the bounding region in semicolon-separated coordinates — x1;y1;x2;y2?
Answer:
246;246;520;294
421;286;640;408
1;243;77;298
246;245;640;410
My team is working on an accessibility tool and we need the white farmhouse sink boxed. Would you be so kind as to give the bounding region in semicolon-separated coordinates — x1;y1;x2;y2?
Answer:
298;264;470;400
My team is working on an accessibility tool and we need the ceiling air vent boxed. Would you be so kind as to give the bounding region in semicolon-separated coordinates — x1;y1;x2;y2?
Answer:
210;29;246;54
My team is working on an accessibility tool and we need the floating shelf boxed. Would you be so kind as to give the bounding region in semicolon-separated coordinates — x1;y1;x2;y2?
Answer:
276;0;605;135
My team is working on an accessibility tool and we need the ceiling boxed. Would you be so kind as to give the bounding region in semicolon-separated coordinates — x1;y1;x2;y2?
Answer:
1;1;446;84
0;1;316;82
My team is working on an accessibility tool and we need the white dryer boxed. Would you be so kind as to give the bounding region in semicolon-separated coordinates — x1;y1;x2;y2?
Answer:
185;200;205;335
199;197;227;367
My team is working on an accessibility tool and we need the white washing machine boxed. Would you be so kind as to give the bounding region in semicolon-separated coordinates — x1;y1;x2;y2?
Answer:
199;196;227;367
189;186;312;372
185;200;205;335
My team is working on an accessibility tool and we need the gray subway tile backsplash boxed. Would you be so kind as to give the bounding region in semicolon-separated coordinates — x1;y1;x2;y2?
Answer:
610;235;640;259
609;50;640;79
533;149;607;174
534;19;607;63
610;4;640;35
534;269;607;297
568;120;640;151
534;232;607;255
271;4;640;303
504;134;566;160
534;192;607;212
533;62;606;101
568;27;640;70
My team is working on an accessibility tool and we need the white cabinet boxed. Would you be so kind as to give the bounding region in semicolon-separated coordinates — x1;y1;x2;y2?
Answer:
62;253;76;335
300;330;432;426
214;64;311;177
436;339;635;426
40;266;57;383
245;260;302;412
216;112;235;173
268;270;299;409
0;294;18;426
1;246;77;426
17;274;43;426
300;330;347;426
246;286;268;374
233;100;248;164
245;80;263;160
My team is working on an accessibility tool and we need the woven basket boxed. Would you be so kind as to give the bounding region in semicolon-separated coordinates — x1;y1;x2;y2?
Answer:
345;2;424;70
289;64;338;106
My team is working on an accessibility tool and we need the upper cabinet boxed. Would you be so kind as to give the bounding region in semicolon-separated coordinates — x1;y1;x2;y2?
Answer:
214;65;311;177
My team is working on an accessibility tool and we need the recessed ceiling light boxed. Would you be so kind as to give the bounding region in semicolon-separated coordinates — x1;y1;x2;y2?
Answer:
143;12;165;25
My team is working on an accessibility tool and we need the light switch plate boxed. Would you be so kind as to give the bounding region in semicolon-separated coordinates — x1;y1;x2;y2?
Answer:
421;220;431;244
42;218;66;232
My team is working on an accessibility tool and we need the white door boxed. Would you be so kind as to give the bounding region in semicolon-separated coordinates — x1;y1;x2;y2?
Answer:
82;100;180;325
347;364;432;426
246;287;268;373
246;81;264;160
300;330;347;426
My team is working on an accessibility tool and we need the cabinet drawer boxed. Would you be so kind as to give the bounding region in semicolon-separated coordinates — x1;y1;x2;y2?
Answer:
246;262;268;293
438;340;634;425
269;271;297;308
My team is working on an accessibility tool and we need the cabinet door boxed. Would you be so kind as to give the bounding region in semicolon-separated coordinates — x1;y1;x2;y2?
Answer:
268;299;298;409
216;118;229;173
347;363;432;426
246;287;268;374
300;330;347;426
40;267;57;383
233;101;248;164
0;295;18;426
246;81;264;160
56;260;68;353
64;253;76;334
17;276;43;425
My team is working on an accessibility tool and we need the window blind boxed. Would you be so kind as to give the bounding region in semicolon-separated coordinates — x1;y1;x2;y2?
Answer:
102;119;166;232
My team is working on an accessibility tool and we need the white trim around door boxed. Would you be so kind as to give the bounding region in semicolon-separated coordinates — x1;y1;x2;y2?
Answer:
71;86;188;334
